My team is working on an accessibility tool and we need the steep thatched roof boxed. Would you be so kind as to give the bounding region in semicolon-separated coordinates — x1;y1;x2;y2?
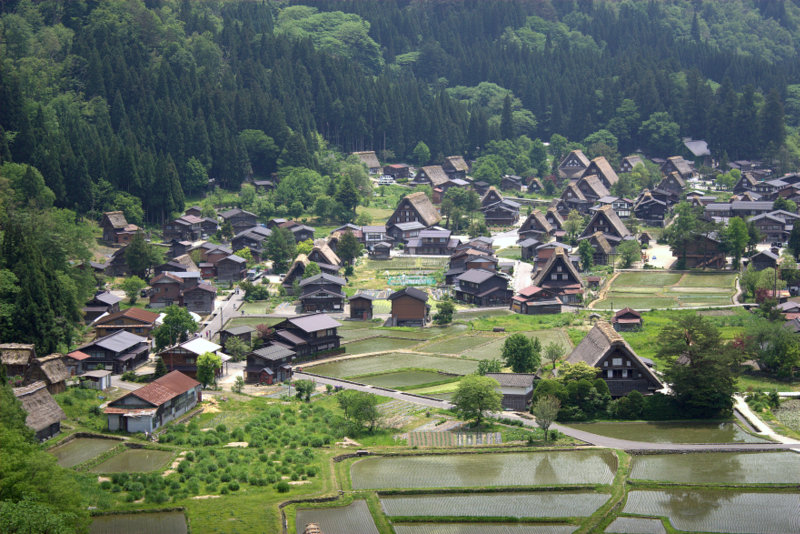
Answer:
579;174;611;198
310;240;341;266
565;321;662;389
13;381;65;432
103;211;128;229
520;209;552;235
35;354;70;385
532;248;582;288
581;206;632;239
585;156;619;187
559;149;590;169
403;191;442;227
419;165;450;186
445;155;469;173
0;343;36;366
352;150;380;169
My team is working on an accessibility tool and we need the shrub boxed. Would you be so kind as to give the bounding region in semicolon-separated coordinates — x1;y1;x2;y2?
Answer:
275;481;290;493
227;481;240;491
100;480;112;490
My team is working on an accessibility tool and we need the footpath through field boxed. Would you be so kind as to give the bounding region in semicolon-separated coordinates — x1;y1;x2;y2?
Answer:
295;373;800;452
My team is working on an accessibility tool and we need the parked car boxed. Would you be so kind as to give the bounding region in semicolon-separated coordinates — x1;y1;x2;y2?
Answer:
378;175;395;185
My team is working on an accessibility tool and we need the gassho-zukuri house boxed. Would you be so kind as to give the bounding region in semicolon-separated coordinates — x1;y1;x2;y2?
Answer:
104;371;201;433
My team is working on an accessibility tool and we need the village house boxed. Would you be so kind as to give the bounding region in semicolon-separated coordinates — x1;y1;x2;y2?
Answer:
361;226;388;248
482;197;521;226
634;190;669;226
219;325;255;348
747;250;779;271
592;196;634;219
576;175;611;204
368;241;392;259
454;269;513;307
101;211;141;244
433;177;470;203
673;232;726;269
307;241;342;270
383;163;410;180
94;307;160;339
105;371;201;433
683;138;712;167
299;273;346;313
565;321;663;398
534;241;572;267
531;248;583;304
612;308;643;332
200;217;219;236
253;179;275;193
560;181;590;214
29;354;70;394
581;156;620;190
65;349;91;376
216;254;247;281
182;282;216;315
80;369;112;390
413;165;450;189
245;343;295;384
619;155;644;173
352;151;381;174
266;315;342;358
0;343;34;383
445;247;499;284
660;156;697;182
149;272;183;307
576;232;615;266
104;248;130;277
406;229;459;255
558;149;591;180
579;205;632;245
349;293;375;320
185;206;203;218
162;215;203;242
279;220;316;243
527;177;544;193
231;226;272;261
485;373;537;411
82;291;122;324
519;237;540;261
748;210;800;243
388;287;430;327
656;172;686;198
159;338;230;379
220;208;258;234
387;192;442;242
14;381;66;441
443;155;469;179
75;331;150;374
500;174;524;192
510;286;562;315
733;171;760;194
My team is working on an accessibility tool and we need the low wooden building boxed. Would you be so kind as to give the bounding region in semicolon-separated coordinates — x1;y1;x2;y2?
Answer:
159;338;227;379
13;381;66;441
349;294;375;320
94;307;160;339
454;269;513;307
266;315;342;358
510;286;562;315
299;273;346;313
485;373;537;411
612;308;643;332
0;343;36;382
748;250;779;272
216;254;248;281
29;354;69;394
388;287;430;327
80;369;112;390
245;343;295;384
219;326;255;348
368;241;392;259
565;321;662;398
83;291;122;324
105;371;201;433
75;331;150;374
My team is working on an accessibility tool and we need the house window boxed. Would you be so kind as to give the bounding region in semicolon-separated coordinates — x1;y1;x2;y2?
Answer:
551;274;557;280
606;370;613;378
612;357;622;366
603;361;608;367
627;360;631;366
557;266;562;272
621;369;628;378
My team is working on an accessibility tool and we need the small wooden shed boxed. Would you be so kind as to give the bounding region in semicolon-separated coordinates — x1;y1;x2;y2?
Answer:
349;294;375;320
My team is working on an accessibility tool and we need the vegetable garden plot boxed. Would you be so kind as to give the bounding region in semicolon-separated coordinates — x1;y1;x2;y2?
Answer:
381;491;609;518
89;512;188;534
311;353;480;378
51;437;121;468
406;431;502;448
605;517;666;534
367;257;449;271
676;273;737;288
623;490;800;534
90;448;174;473
613;272;683;287
352;450;616;489
393;524;577;534
295;500;379;534
630;452;800;484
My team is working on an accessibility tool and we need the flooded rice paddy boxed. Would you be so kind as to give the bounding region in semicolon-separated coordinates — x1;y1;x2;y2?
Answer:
358;370;452;388
295;500;379;534
50;437;121;468
393;525;577;534
630;451;800;484
564;421;766;443
341;337;422;354
89;512;187;534
309;352;480;378
381;492;609;518
623;489;800;534
89;448;174;473
605;517;666;534
352;450;616;489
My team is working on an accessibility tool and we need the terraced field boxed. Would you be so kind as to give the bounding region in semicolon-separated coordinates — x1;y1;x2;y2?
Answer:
295;500;379;534
594;271;738;310
309;353;480;378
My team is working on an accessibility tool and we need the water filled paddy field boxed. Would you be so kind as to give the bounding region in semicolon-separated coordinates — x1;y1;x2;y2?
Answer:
309;353;480;377
295;500;379;534
351;450;616;489
630;452;800;484
50;437;121;468
381;492;609;518
89;512;187;534
564;421;766;443
623;489;800;534
358;370;452;388
342;337;422;354
393;525;577;534
605;517;666;534
89;448;174;473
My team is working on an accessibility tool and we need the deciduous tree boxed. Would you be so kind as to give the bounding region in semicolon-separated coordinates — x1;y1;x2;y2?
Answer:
197;351;222;388
532;395;560;441
120;276;146;304
452;375;502;427
501;333;540;373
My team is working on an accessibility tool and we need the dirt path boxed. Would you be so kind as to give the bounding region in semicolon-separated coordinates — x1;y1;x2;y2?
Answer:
588;271;620;309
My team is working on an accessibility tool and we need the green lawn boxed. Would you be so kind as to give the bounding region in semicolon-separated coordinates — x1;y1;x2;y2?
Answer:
496;246;521;260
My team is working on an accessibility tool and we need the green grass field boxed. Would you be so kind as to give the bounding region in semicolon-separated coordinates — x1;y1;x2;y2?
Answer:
595;271;737;310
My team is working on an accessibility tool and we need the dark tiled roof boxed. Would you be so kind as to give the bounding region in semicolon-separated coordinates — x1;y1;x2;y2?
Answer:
388;287;428;302
485;373;537;388
287;314;342;333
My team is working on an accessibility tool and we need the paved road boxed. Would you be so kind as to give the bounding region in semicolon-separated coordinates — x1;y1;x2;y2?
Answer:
297;374;800;451
513;260;533;292
202;291;245;339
